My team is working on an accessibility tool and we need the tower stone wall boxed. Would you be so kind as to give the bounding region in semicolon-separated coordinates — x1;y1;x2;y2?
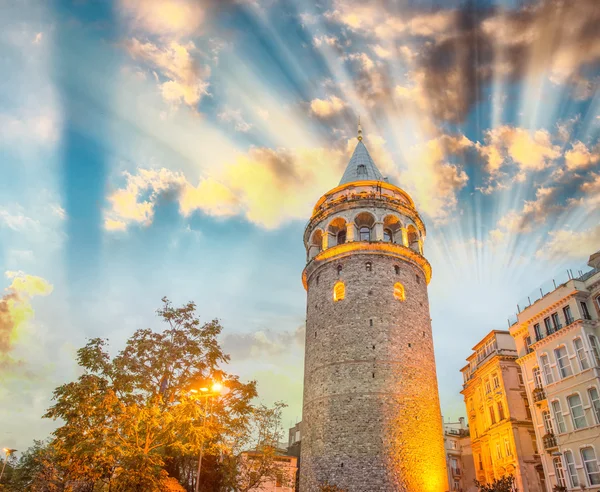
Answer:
299;137;448;491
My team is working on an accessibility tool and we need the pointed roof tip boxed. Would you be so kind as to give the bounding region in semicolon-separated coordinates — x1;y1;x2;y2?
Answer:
338;137;384;185
357;116;362;141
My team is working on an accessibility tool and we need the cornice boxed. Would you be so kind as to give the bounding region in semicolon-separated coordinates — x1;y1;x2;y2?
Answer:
302;241;432;289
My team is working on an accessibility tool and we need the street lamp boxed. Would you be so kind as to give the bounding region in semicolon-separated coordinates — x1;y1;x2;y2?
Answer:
190;381;225;492
0;448;17;482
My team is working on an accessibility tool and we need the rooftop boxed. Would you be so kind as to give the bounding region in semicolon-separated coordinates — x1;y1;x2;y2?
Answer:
339;139;385;185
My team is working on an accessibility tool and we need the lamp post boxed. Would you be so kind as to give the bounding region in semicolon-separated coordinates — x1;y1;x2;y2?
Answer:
191;382;224;492
0;448;17;482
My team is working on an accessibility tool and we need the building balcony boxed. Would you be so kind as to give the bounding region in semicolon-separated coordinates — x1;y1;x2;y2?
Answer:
533;387;546;403
543;433;558;451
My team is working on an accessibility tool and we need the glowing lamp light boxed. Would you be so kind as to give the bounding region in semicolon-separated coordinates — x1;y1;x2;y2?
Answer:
200;387;209;392
211;382;223;393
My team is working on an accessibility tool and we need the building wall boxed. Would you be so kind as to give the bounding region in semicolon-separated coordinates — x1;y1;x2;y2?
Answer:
461;331;543;492
510;262;600;492
444;419;477;492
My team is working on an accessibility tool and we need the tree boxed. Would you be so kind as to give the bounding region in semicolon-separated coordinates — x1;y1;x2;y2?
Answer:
221;402;289;492
4;440;64;491
474;475;516;492
44;298;257;491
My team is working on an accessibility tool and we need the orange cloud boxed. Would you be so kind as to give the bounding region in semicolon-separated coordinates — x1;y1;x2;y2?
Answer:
119;0;205;37
309;96;346;118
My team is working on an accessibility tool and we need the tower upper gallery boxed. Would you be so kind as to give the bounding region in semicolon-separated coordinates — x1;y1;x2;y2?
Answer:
302;131;430;288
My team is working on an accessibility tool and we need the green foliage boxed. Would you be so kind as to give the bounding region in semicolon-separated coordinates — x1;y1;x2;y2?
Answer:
221;401;289;492
42;298;257;491
474;475;516;492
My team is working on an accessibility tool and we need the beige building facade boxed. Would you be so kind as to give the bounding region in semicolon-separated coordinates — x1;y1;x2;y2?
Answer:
509;250;600;491
444;417;477;492
461;331;544;491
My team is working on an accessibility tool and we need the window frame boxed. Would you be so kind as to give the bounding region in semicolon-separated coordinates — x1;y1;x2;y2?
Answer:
533;367;543;388
383;228;393;243
359;226;371;241
489;406;496;425
581;301;591;320
574;337;590;371
567;393;587;429
581;447;600;486
588;387;600;425
553;456;567;487
563;305;573;325
541;354;554;384
497;401;505;421
542;410;554;434
589;335;600;367
564;450;580;487
333;281;345;302
555;346;573;379
552;400;567;433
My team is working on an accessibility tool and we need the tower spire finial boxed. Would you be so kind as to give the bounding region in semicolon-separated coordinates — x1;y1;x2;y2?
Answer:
357;116;363;141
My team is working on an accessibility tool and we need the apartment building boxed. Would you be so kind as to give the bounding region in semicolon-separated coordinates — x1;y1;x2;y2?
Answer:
509;250;600;491
461;331;544;491
444;417;477;492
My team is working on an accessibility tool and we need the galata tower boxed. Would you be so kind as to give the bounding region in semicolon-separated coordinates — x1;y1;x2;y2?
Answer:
299;124;448;492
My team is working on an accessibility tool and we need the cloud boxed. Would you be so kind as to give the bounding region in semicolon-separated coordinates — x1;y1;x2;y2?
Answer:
399;135;471;223
0;111;60;145
118;0;205;37
105;145;347;230
222;325;304;361
565;141;600;171
0;208;40;232
1;272;53;363
477;126;561;177
309;95;346;118
497;187;563;233
218;107;253;132
537;226;600;260
125;38;210;108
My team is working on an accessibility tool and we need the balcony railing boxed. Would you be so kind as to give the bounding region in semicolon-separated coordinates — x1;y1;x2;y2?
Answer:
533;387;546;402
543;433;557;450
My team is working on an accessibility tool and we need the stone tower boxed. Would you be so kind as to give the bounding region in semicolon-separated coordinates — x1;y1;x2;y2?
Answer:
299;127;448;492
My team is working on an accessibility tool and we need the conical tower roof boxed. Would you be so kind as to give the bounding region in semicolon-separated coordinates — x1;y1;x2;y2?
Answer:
339;120;384;185
339;140;384;185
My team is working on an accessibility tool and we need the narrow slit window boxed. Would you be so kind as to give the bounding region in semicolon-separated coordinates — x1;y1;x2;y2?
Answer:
365;262;372;272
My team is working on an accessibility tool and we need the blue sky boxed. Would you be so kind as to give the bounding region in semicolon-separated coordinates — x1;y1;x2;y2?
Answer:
1;0;599;451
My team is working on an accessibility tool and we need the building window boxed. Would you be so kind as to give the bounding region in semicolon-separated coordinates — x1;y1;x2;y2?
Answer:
544;316;552;334
489;406;496;425
542;410;554;434
359;226;371;241
337;229;346;245
589;335;600;366
333;281;345;302
589;387;600;424
534;323;542;340
541;354;554;384
517;368;524;385
552;312;561;330
394;265;400;275
365;262;372;272
393;282;405;301
563;305;574;325
495;442;502;459
581;447;600;486
581;301;592;320
555;346;573;378
567;394;587;429
553;457;567;487
552;400;567;433
485;379;492;394
524;335;532;353
383;228;393;243
574;337;590;371
596;295;600;311
492;373;500;389
504;437;512;456
356;163;366;176
337;264;343;275
524;397;532;420
564;450;580;487
533;367;543;388
497;401;505;420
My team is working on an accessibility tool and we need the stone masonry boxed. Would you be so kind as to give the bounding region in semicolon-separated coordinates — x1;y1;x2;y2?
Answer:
299;136;448;492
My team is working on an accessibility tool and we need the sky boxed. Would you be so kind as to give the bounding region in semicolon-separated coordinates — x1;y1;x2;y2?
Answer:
0;0;599;452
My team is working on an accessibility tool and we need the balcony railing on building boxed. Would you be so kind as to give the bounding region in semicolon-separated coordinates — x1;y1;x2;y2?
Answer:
543;433;557;451
533;387;546;403
507;266;599;327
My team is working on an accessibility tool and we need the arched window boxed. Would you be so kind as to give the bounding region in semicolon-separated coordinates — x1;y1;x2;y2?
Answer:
337;230;346;245
333;281;345;302
337;264;343;275
360;227;371;241
393;282;405;301
394;265;400;275
365;262;372;272
383;228;393;243
357;164;366;177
